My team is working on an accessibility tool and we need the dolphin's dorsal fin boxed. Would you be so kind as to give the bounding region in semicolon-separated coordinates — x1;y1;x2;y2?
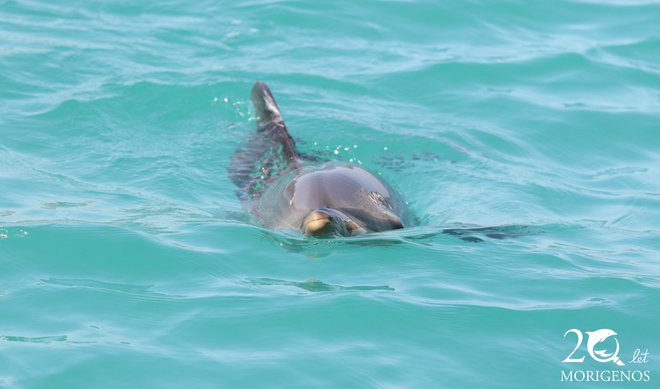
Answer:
250;81;299;163
252;81;284;129
229;82;301;201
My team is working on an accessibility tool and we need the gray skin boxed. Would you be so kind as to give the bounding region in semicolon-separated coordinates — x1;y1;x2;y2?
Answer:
229;81;414;237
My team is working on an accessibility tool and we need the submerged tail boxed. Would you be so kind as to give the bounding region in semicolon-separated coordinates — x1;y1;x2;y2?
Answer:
229;81;301;201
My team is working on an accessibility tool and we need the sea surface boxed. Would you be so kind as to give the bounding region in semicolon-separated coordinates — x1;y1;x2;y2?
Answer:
1;0;660;387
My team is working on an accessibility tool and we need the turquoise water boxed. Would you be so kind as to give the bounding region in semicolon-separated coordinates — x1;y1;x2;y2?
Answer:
2;0;660;387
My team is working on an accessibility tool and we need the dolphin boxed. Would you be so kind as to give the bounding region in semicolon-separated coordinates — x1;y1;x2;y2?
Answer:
229;81;414;237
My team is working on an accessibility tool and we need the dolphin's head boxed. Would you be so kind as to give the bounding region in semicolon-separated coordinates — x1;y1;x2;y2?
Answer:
585;329;618;355
302;207;366;237
586;329;618;344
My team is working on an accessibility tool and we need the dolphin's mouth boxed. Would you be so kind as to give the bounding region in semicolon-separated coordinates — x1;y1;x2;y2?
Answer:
305;215;329;224
302;208;369;237
303;208;349;237
304;215;332;234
